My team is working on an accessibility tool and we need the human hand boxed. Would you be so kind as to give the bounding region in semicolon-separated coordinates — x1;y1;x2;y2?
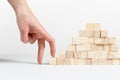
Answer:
8;0;56;64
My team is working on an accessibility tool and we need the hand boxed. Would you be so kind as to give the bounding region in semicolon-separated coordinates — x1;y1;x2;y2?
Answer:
8;0;56;64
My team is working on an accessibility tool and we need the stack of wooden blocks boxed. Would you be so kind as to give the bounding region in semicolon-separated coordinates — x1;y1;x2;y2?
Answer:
49;23;120;65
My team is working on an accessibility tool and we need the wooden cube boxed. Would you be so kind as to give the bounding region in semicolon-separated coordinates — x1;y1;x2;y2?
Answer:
95;51;102;58
66;50;74;58
101;51;108;58
64;58;70;65
92;58;99;65
99;58;107;65
88;51;95;58
101;30;108;37
49;58;57;65
101;38;108;44
104;45;110;51
72;37;88;44
87;31;94;37
95;38;102;44
106;59;113;65
58;52;66;58
88;38;94;44
108;52;117;58
93;23;101;31
95;38;108;44
90;45;96;51
80;51;88;58
56;58;61;65
67;44;78;59
68;44;76;51
94;31;100;38
115;53;120;58
77;59;86;65
95;45;104;51
110;45;118;52
69;58;76;65
76;51;81;59
85;58;92;65
113;59;120;65
60;57;66;65
76;44;91;51
108;37;116;44
86;23;94;31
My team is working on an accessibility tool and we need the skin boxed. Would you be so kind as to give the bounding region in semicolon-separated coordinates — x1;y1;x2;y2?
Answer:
8;0;56;64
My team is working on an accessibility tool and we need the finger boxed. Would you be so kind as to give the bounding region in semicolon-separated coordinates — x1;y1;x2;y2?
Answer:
36;25;56;57
43;32;56;57
38;38;45;64
28;33;37;44
20;28;29;43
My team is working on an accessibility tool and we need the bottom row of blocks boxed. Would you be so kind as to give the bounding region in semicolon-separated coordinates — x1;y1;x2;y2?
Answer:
49;58;120;65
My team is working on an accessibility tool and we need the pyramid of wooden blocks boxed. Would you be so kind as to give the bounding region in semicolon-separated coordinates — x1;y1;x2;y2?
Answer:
49;23;120;65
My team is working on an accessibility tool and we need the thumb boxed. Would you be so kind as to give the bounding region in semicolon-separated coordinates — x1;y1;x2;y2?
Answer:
20;28;29;43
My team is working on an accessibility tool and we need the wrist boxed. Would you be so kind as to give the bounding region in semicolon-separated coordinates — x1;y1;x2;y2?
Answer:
8;0;30;15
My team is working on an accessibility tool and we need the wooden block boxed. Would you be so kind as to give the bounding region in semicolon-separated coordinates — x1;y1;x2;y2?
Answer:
101;51;108;58
106;59;113;65
85;58;92;65
67;44;77;59
77;59;86;65
60;57;65;65
64;58;70;65
86;23;94;31
95;38;102;44
101;30;108;37
80;51;88;58
87;31;94;37
88;38;94;44
94;31;100;38
95;51;102;58
76;44;93;52
90;45;96;51
99;58;107;65
49;58;57;65
108;52;117;58
66;50;74;58
95;45;104;51
102;38;108;44
56;58;61;65
56;57;67;65
115;53;120;58
59;52;66;58
76;44;87;51
93;23;101;31
108;37;116;44
72;37;88;44
95;38;108;44
76;51;81;59
110;45;118;52
68;44;76;51
104;45;110;51
88;51;95;58
92;58;99;65
69;58;76;65
113;59;120;65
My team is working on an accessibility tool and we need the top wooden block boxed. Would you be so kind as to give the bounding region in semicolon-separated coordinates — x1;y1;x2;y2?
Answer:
86;23;94;31
86;23;101;31
93;23;101;30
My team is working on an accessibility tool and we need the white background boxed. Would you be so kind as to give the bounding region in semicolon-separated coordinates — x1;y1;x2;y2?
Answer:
0;0;120;80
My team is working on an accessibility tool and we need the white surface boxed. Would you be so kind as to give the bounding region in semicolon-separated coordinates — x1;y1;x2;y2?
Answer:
1;63;120;80
1;0;120;80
